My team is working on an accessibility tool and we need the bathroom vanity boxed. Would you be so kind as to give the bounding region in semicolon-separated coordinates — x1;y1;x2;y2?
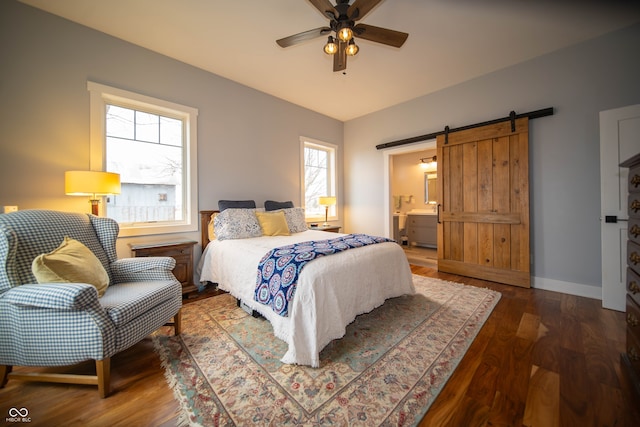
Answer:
407;212;437;248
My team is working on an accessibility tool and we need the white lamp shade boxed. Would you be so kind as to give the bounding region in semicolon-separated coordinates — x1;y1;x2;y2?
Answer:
65;171;121;196
318;196;336;206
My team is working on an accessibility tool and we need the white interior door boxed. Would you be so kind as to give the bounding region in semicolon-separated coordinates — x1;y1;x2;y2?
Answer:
600;104;640;311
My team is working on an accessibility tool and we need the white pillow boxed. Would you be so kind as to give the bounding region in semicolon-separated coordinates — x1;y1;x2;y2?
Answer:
213;208;262;240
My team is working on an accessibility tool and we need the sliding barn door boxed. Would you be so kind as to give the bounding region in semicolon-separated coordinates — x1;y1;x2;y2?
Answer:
437;118;530;287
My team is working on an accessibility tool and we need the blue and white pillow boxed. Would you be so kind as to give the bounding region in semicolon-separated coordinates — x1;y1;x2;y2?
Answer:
280;207;308;233
214;208;262;240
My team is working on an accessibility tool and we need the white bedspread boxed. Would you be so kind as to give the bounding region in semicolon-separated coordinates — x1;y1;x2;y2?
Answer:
199;230;415;367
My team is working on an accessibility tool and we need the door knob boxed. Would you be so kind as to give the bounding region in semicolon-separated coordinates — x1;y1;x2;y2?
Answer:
604;215;629;223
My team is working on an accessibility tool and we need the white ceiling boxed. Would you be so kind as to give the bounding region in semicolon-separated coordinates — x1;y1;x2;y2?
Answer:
20;0;640;121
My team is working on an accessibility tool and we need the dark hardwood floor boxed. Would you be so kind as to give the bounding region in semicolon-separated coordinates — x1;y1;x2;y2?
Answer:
412;265;639;427
1;264;638;426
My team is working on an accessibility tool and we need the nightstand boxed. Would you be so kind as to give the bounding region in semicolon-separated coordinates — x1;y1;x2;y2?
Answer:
130;240;197;297
318;225;341;233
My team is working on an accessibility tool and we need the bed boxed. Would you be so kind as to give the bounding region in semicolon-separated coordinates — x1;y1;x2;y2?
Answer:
198;208;415;367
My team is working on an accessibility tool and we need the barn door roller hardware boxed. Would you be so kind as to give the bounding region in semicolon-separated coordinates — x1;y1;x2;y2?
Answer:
375;107;554;150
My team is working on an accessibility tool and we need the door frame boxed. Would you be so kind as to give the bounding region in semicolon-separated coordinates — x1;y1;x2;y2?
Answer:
382;139;436;239
600;104;640;311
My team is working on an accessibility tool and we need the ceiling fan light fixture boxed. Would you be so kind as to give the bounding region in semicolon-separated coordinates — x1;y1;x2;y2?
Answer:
345;39;359;56
323;35;337;55
277;0;409;72
337;26;353;42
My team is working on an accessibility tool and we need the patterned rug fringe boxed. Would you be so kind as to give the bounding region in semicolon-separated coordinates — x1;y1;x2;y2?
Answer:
152;335;202;427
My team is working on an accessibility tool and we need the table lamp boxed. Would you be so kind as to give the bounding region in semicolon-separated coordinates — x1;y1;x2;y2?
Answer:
318;196;336;226
65;171;121;216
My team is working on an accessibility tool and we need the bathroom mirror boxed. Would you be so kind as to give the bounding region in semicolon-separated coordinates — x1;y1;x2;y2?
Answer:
425;173;437;204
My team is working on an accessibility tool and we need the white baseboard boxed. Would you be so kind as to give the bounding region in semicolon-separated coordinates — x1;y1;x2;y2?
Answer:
532;276;602;300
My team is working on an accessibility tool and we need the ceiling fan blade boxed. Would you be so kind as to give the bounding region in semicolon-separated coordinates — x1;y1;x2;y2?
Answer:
353;23;408;48
276;27;332;48
347;0;384;21
333;40;347;72
308;0;338;20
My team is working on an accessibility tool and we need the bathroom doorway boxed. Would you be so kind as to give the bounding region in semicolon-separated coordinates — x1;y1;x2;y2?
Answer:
382;139;437;266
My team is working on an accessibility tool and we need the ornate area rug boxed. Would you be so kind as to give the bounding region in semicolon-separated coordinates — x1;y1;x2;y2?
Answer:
153;275;500;426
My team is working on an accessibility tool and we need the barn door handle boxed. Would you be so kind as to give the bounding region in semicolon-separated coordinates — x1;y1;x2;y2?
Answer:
437;204;441;224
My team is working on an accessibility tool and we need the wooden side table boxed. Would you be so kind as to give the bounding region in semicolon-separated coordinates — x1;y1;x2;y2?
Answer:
130;240;198;297
317;225;341;233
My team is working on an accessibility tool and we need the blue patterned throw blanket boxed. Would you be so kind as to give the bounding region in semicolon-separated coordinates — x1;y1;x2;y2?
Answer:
254;234;393;317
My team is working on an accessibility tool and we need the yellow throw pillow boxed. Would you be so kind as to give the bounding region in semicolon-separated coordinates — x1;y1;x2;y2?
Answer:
255;211;291;236
207;212;218;242
32;236;110;297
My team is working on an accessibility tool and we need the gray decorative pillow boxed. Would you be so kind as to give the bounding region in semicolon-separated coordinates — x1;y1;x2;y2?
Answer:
280;207;308;233
218;200;256;212
265;200;294;211
213;208;262;240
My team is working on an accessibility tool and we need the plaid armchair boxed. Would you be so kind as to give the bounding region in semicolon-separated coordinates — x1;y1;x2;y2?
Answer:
0;210;182;397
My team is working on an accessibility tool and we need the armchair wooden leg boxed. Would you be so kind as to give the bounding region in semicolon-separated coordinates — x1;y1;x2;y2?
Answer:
6;361;110;398
0;365;11;388
96;358;111;398
174;309;182;335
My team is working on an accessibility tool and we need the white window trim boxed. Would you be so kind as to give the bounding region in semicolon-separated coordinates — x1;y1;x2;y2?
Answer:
300;136;338;222
88;81;198;237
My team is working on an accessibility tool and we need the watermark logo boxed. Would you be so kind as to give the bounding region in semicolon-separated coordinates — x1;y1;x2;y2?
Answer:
6;407;31;423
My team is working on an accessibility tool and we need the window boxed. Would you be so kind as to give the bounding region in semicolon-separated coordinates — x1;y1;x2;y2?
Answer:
88;82;198;237
301;137;337;220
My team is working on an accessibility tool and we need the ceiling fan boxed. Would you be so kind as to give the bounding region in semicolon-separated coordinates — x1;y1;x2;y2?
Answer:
276;0;409;72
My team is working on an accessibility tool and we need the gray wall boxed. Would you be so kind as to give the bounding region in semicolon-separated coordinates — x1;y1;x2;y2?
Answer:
0;1;343;259
344;23;640;293
3;0;640;295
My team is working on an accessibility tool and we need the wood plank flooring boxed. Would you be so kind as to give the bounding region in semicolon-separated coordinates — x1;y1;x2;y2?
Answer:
403;244;437;269
1;265;638;426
